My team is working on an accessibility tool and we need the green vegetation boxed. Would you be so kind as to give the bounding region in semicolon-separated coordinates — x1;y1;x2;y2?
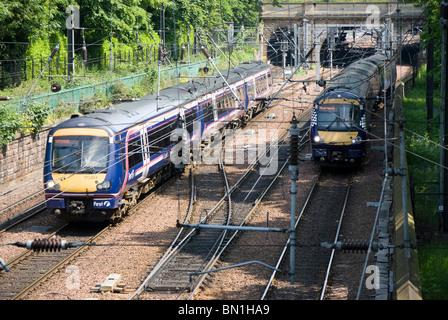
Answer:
403;64;448;301
418;241;448;299
403;66;448;301
0;0;261;147
403;67;440;228
400;0;448;300
278;0;395;2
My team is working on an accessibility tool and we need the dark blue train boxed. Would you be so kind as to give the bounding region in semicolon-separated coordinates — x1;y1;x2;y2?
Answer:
310;54;396;166
44;61;273;221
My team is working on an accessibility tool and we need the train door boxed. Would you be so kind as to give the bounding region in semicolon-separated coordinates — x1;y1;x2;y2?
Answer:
247;79;256;102
212;95;218;121
139;124;151;179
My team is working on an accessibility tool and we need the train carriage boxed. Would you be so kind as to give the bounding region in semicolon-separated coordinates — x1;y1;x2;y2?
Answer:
44;61;273;222
310;54;396;166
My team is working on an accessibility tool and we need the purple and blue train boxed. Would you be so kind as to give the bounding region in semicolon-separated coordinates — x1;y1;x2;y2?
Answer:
44;61;273;222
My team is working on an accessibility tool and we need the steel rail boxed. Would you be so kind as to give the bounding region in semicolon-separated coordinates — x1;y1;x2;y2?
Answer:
130;119;293;299
2;173;176;300
185;149;233;299
260;159;319;300
320;180;352;300
1;223;68;274
129;150;230;299
187;131;295;299
12;224;111;300
129;65;322;299
128;167;197;299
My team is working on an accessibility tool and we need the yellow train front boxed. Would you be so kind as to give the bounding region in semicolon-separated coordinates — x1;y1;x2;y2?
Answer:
310;92;367;166
310;54;395;166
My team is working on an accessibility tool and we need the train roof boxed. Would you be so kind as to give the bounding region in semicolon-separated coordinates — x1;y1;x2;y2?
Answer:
315;54;387;103
51;60;271;136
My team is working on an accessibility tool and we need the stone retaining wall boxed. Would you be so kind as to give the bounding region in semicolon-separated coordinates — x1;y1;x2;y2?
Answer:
0;129;49;188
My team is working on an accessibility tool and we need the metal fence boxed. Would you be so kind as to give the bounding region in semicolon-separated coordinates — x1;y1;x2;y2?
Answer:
0;45;161;90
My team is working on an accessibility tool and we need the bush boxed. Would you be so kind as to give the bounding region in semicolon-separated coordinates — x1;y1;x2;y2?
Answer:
24;102;51;133
0;106;23;147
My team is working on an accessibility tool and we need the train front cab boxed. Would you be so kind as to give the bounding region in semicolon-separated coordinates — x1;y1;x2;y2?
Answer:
311;96;366;166
44;127;124;222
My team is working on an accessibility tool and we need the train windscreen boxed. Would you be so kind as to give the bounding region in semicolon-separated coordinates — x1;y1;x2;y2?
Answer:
316;104;360;131
52;136;109;173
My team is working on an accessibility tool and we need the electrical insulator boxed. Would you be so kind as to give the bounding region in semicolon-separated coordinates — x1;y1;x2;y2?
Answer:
26;239;68;252
442;1;448;20
321;240;381;252
82;46;87;62
114;98;140;103
51;83;62;92
201;46;211;59
317;79;326;88
180;45;185;61
13;239;83;252
49;44;60;60
290;115;299;167
158;45;163;62
340;240;370;253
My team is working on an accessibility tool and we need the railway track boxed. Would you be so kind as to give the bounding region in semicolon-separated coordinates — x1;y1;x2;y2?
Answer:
130;108;311;300
0;173;178;300
128;66;326;300
0;65;333;301
0;223;109;300
261;168;353;300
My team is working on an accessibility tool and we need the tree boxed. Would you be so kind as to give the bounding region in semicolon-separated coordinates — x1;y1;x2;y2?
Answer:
413;0;443;85
0;0;70;61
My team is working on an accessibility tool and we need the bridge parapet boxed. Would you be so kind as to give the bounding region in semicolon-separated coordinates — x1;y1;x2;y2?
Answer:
262;2;423;20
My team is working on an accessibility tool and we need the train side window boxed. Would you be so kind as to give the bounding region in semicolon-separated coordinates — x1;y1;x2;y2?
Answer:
128;136;143;168
247;81;255;99
237;87;244;101
148;119;176;155
256;76;265;94
185;109;196;134
202;101;214;123
225;94;233;110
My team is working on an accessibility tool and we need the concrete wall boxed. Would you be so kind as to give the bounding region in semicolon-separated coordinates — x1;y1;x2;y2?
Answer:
392;71;422;300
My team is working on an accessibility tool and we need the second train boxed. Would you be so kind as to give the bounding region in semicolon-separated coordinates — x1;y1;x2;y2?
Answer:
310;54;396;166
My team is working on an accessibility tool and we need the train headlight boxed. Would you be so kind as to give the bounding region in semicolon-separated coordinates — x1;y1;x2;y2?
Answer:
46;180;61;191
351;136;362;144
314;135;324;143
96;180;112;191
